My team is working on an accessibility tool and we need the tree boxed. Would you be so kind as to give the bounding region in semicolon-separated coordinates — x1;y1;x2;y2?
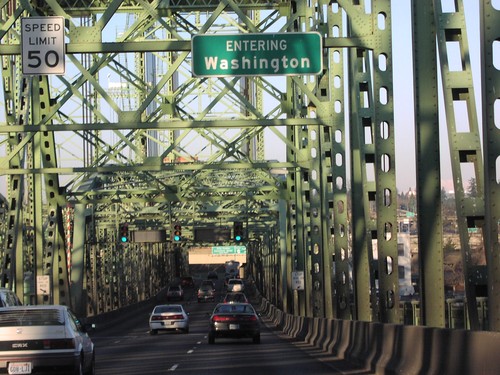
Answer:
466;177;477;197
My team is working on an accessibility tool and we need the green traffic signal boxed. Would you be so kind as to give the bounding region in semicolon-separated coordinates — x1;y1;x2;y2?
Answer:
173;223;182;241
234;221;243;242
120;223;129;243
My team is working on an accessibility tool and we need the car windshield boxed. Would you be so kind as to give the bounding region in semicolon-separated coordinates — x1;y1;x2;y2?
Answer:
169;286;180;291
215;304;255;314
155;305;182;313
0;309;65;326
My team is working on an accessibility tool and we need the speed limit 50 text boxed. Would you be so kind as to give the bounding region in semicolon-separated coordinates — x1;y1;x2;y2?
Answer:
21;17;65;75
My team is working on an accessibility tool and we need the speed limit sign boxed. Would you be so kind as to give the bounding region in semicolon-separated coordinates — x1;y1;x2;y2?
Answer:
21;17;65;75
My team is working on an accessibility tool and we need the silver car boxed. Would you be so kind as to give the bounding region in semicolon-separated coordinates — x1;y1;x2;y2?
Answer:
166;285;184;301
149;304;189;334
0;305;95;374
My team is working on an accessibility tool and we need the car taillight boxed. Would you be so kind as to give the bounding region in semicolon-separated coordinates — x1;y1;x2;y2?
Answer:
212;315;237;322
43;339;75;349
169;314;184;320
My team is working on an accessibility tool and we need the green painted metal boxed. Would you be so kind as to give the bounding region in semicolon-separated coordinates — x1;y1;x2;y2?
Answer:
412;1;445;328
0;0;497;333
480;0;500;332
435;0;484;330
372;0;399;325
349;47;376;322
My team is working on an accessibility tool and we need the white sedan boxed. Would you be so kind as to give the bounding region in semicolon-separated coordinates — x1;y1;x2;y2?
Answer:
227;278;244;292
0;305;95;374
149;304;189;334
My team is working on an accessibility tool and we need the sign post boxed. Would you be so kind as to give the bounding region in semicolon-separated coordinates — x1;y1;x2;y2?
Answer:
292;271;304;290
21;17;65;75
192;32;322;77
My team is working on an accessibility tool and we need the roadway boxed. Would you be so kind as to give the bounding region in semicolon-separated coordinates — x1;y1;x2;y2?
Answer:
88;275;369;375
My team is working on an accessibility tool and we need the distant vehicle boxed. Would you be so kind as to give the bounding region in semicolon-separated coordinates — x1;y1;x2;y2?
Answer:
0;288;22;307
224;260;240;279
208;303;260;344
227;278;244;292
180;276;195;288
223;292;248;304
198;285;215;302
201;279;216;289
166;285;184;301
149;304;189;334
0;305;95;374
207;271;218;280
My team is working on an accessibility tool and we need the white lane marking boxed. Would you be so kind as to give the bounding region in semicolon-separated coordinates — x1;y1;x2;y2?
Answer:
168;364;179;371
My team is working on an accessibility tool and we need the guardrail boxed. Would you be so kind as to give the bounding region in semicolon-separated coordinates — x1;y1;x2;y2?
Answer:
400;297;489;330
259;298;500;375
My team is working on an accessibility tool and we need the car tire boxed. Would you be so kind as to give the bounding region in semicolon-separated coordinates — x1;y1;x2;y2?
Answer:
74;355;84;375
184;327;189;334
253;334;260;344
150;329;158;335
208;333;215;344
85;353;96;375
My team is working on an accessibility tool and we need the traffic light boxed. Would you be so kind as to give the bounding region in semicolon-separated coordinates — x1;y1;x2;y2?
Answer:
173;223;182;242
234;221;243;242
119;223;129;243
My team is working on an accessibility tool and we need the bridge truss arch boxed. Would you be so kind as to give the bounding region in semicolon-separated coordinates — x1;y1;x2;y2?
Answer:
0;1;498;331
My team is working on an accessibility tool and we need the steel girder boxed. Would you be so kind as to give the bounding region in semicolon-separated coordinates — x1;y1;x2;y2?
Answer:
0;0;497;331
481;0;500;332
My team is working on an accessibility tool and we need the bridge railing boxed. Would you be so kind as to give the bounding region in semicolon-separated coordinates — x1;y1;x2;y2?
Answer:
259;296;500;375
399;297;489;330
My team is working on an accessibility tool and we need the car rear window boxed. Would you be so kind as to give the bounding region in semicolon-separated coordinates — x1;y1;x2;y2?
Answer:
0;309;64;326
215;304;255;314
155;306;182;313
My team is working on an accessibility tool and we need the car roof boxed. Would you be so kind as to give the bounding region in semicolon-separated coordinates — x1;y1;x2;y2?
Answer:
0;304;68;311
215;302;251;308
213;303;255;314
153;304;184;312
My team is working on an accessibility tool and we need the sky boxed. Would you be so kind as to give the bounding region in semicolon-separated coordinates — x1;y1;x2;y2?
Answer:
0;0;492;195
391;0;486;192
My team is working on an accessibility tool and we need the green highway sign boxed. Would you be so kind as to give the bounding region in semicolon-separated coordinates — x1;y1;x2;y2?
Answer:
192;32;322;77
212;246;247;255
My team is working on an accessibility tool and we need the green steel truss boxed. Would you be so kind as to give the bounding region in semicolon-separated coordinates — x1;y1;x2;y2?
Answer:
0;0;498;330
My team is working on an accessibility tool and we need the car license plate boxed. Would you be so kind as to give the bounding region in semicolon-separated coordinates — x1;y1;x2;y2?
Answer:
229;324;239;330
8;362;32;374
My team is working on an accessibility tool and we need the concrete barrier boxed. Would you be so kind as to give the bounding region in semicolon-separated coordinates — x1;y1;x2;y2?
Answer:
259;297;500;375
